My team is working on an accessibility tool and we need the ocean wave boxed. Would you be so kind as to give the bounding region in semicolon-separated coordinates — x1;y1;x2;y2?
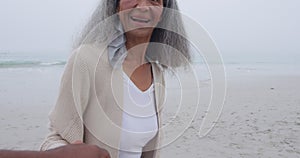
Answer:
0;60;66;68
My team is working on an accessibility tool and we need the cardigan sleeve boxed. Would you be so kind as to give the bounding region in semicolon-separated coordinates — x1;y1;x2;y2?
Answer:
40;47;90;150
39;124;69;150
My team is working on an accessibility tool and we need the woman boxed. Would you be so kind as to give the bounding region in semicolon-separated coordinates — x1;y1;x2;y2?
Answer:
41;0;191;157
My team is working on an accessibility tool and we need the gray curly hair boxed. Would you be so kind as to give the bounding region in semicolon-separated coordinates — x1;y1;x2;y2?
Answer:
74;0;191;68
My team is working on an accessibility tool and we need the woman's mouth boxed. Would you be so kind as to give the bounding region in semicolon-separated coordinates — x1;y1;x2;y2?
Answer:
130;16;150;23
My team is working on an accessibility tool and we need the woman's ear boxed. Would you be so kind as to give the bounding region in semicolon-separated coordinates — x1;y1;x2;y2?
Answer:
159;9;164;22
115;0;120;12
116;3;119;12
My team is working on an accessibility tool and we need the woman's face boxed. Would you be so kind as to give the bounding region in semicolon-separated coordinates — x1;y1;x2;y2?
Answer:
118;0;164;38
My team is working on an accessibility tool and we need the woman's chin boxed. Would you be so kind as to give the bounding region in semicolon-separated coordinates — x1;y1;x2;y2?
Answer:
126;28;154;39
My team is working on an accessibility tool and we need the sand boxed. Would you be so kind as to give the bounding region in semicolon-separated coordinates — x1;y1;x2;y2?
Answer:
0;64;299;157
161;64;300;158
0;67;63;150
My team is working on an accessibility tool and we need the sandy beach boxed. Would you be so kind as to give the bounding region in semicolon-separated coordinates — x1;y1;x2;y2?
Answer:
0;63;299;157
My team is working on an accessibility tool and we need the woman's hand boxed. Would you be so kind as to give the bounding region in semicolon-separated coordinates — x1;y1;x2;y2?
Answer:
47;142;111;158
72;140;84;144
0;143;110;158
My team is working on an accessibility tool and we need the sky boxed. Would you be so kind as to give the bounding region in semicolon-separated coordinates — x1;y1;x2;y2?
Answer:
0;0;299;62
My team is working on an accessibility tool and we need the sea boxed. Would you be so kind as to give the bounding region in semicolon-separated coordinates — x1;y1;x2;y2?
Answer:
0;50;299;79
0;51;67;69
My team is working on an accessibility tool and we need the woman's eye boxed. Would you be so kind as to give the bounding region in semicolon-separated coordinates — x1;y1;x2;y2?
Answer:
148;0;162;5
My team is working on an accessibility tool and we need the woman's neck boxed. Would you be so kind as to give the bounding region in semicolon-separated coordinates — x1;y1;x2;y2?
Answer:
124;33;152;65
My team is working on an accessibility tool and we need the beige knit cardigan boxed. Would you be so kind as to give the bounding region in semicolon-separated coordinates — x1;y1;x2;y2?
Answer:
40;42;165;158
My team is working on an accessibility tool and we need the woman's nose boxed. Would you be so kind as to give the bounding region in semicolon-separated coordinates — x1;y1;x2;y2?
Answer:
136;0;151;11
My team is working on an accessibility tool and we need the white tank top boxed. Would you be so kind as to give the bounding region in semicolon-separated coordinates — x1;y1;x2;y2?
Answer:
118;71;158;158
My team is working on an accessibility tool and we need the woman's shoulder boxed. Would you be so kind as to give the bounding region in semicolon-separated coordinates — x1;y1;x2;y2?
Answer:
75;42;107;58
71;42;110;69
